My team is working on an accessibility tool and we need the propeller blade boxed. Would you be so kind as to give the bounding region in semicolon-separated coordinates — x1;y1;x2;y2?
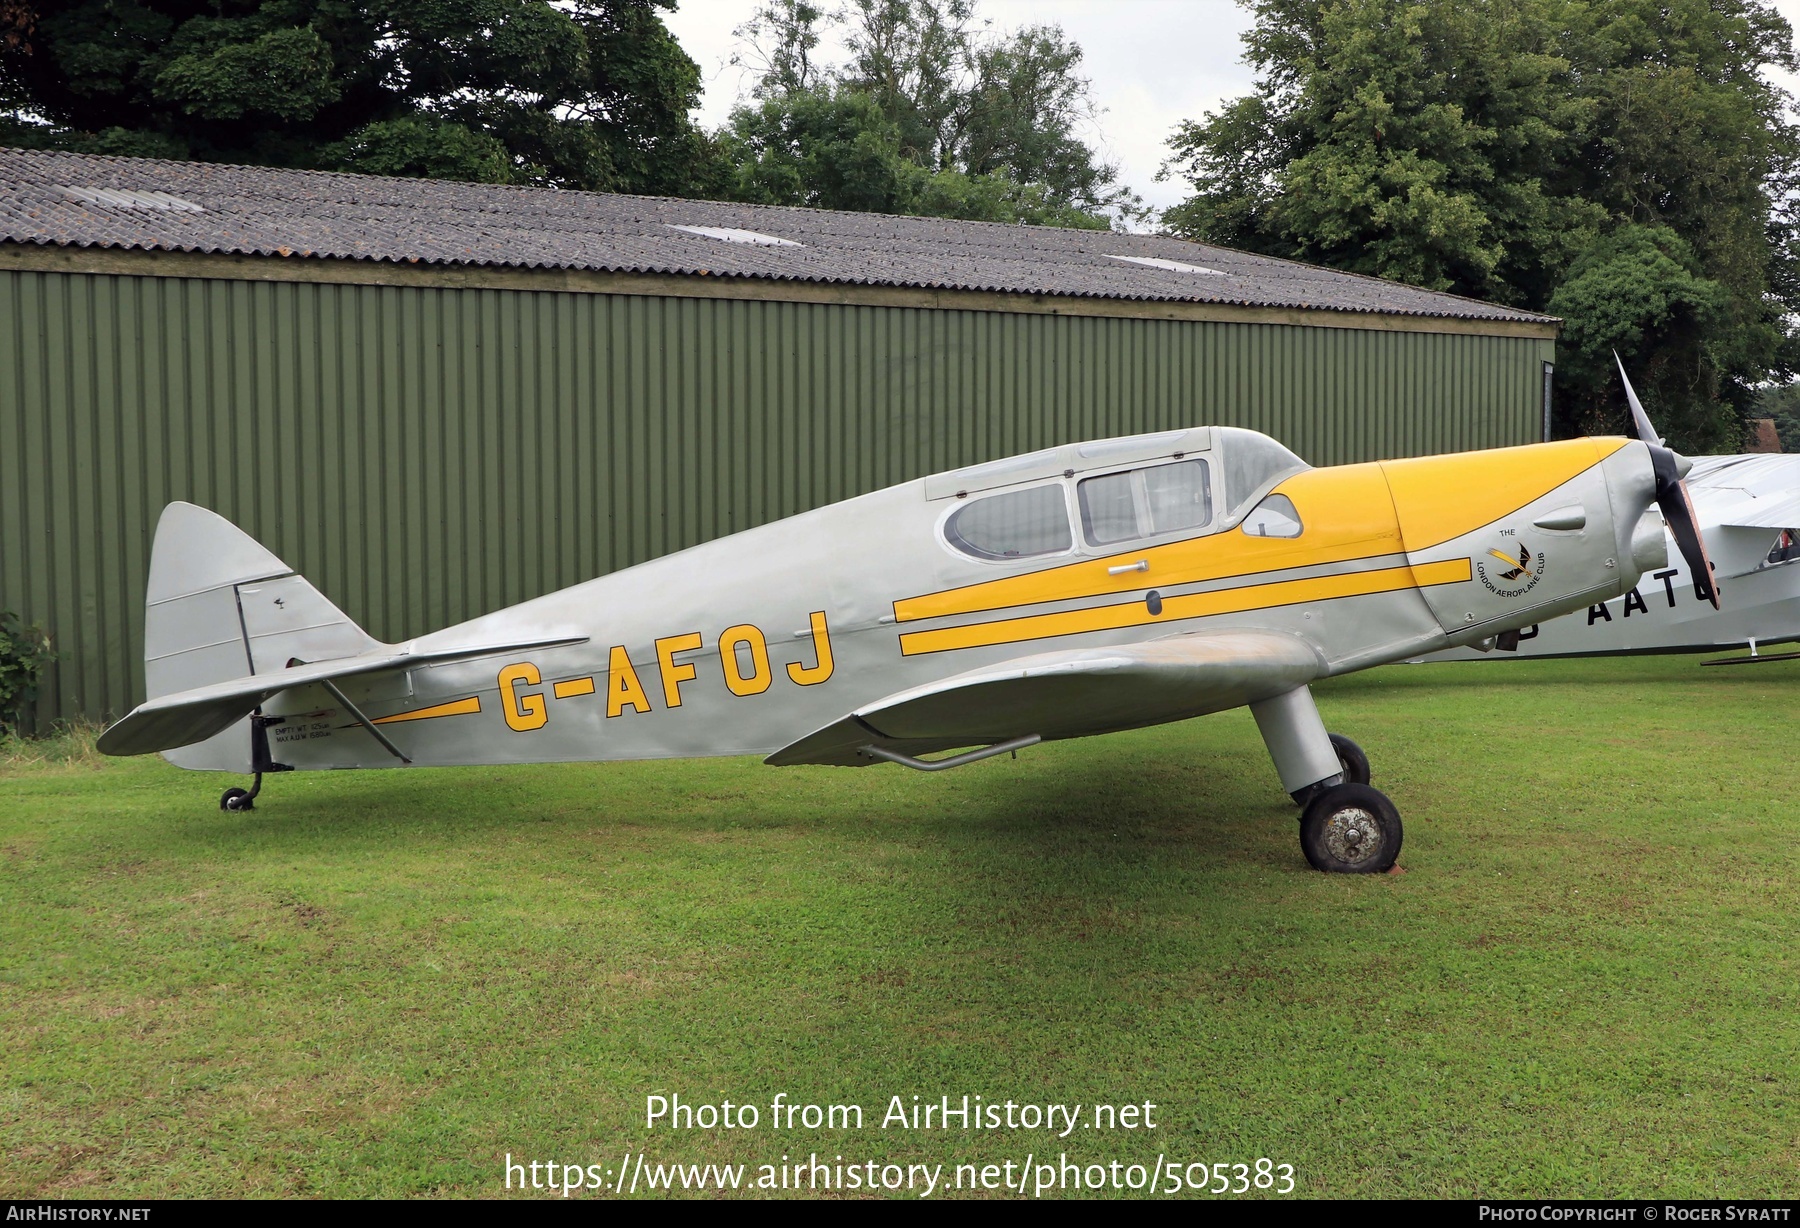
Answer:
1662;477;1721;610
1614;351;1662;447
1613;354;1719;609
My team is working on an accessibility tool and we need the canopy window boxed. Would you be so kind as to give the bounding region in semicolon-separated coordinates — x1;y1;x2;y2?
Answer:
1077;459;1212;548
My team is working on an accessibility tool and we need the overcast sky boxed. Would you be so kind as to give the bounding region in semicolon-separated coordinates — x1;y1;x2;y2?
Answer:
664;0;1800;219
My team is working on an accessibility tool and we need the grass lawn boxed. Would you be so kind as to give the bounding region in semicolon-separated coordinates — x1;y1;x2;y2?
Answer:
1;655;1796;1199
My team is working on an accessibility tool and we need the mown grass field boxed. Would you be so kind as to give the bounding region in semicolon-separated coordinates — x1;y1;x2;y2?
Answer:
2;655;1796;1199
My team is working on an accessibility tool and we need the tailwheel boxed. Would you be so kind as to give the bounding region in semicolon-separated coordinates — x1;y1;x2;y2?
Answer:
1329;733;1370;786
1300;783;1402;874
219;772;264;812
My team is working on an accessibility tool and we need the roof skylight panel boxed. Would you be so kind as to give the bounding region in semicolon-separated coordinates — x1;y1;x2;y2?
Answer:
665;224;802;248
57;186;204;213
1105;254;1225;276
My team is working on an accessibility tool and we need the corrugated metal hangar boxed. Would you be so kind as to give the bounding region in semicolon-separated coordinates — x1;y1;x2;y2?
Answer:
0;148;1558;724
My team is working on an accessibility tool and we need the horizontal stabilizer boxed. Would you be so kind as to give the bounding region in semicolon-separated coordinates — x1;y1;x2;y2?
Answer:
767;629;1325;768
99;635;586;757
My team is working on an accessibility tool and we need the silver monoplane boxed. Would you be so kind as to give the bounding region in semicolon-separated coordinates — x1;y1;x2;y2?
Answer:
99;372;1712;873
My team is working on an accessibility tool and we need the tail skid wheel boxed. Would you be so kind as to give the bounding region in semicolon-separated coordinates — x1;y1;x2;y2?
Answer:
219;772;265;812
1300;783;1402;874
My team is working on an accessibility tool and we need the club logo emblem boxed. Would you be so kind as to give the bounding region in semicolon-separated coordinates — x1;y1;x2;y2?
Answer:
1476;543;1543;597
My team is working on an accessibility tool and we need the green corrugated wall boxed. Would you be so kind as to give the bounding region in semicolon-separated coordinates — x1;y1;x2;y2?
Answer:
0;267;1553;724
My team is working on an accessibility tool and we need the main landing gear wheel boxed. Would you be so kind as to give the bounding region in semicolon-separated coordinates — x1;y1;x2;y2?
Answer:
1300;783;1402;874
1329;733;1370;786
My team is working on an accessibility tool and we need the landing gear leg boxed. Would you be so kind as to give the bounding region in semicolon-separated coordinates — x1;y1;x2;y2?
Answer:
219;714;292;813
1250;687;1401;872
1251;686;1345;808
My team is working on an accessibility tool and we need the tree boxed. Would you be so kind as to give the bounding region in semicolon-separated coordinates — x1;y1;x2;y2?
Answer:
720;80;1109;227
836;0;970;169
1162;0;1800;452
725;0;1137;227
734;0;832;98
724;85;917;215
1757;380;1800;452
0;0;725;195
1548;224;1728;447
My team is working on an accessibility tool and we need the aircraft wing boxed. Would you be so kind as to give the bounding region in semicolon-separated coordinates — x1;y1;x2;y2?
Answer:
1710;493;1800;530
766;629;1326;768
1687;454;1800;528
97;636;586;757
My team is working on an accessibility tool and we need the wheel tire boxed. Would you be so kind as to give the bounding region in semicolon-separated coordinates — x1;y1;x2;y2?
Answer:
220;787;254;812
1300;783;1401;873
1329;733;1371;786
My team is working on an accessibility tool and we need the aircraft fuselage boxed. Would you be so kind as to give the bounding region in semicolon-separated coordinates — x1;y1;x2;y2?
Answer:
162;427;1664;773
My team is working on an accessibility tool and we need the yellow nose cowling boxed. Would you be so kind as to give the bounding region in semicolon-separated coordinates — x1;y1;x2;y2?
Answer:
1376;437;1644;639
1379;438;1631;556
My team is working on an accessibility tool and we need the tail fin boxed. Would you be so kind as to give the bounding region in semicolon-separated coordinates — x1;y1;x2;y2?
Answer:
141;503;381;769
145;502;380;697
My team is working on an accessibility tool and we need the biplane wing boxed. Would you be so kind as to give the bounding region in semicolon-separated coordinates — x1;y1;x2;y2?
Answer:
1678;454;1800;579
1685;454;1800;529
766;629;1326;768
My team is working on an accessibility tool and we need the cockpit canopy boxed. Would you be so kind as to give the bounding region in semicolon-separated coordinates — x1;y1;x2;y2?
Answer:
930;427;1309;563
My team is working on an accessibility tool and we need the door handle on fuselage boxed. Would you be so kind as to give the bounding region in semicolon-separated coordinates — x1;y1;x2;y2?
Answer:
1109;560;1149;576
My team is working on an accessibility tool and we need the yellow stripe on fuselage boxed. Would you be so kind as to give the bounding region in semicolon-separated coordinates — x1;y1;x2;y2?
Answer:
898;558;1473;656
371;696;482;724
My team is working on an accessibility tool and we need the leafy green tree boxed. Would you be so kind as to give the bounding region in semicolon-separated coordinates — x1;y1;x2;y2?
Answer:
954;23;1118;210
1162;0;1800;451
1757;381;1800;453
0;0;725;194
836;0;969;169
725;85;916;214
735;0;832;97
726;0;1136;226
1164;0;1604;306
721;80;1107;227
1549;225;1727;446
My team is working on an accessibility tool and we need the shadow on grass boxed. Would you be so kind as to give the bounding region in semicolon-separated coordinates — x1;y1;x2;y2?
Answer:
132;717;1310;897
1331;654;1800;695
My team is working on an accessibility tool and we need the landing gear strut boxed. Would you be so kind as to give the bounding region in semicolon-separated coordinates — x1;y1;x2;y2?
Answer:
1250;686;1403;873
219;714;292;812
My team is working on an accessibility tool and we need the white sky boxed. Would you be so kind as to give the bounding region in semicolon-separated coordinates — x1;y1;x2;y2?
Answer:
664;0;1800;219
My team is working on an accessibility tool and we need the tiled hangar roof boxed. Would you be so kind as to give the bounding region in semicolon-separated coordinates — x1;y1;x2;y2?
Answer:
0;147;1553;325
